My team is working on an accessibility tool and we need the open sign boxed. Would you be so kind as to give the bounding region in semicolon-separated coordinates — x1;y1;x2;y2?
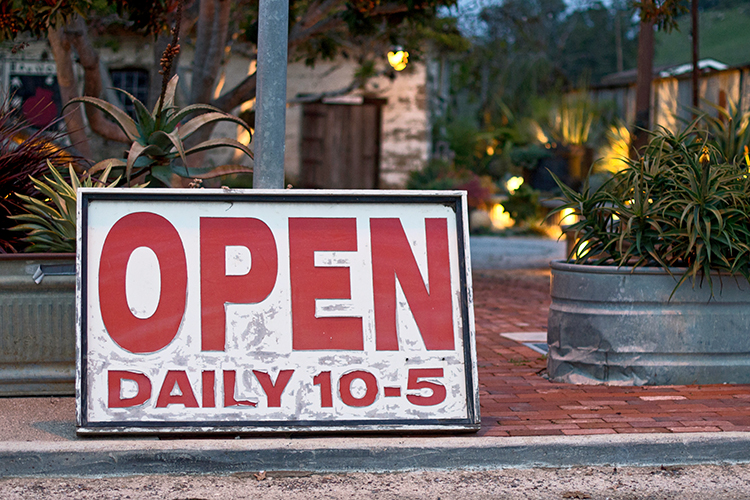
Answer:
77;190;479;434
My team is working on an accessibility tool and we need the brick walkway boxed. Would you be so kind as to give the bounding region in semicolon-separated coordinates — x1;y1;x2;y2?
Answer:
473;269;750;437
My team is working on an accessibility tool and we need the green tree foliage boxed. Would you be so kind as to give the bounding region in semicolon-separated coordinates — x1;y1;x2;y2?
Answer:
564;4;638;83
431;0;636;183
473;0;638;116
0;0;89;41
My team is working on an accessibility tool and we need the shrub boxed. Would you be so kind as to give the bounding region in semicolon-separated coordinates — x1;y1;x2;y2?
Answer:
0;106;83;252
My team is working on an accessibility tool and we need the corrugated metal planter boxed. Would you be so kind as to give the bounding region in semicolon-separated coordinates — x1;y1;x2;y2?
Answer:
0;254;75;396
548;261;750;386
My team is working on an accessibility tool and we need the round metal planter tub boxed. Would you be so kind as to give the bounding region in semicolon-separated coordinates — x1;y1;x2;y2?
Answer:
0;253;76;396
547;260;750;386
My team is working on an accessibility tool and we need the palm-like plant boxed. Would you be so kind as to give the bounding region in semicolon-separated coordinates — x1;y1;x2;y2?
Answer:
68;74;253;186
550;118;750;295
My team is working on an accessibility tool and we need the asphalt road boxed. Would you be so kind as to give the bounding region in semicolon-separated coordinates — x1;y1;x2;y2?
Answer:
3;464;750;499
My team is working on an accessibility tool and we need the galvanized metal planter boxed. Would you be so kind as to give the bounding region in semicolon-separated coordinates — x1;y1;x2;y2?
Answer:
548;261;750;386
0;254;75;396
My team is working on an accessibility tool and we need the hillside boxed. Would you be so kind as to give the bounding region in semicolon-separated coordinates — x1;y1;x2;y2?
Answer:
655;5;750;68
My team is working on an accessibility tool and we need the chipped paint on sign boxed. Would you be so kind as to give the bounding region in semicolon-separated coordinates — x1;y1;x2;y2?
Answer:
77;190;478;434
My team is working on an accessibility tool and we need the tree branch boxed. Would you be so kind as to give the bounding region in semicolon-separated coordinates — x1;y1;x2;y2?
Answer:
211;71;256;112
66;17;130;143
216;0;417;113
289;0;343;41
288;2;419;48
47;25;92;160
190;0;216;102
190;0;231;104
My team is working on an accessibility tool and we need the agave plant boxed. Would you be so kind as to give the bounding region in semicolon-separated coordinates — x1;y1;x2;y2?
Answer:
66;74;253;186
549;118;750;295
9;162;140;253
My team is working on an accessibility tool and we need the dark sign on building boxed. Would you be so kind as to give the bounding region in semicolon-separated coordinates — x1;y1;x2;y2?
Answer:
4;60;62;129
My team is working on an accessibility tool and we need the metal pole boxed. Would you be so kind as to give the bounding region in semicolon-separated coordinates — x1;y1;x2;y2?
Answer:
632;6;654;157
691;0;700;111
254;0;288;189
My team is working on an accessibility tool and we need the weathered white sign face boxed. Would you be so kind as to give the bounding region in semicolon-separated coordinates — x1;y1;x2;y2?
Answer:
77;189;479;434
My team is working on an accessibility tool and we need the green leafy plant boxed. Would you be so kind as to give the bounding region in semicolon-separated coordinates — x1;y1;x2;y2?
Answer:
699;99;750;166
549;118;750;295
68;74;253;187
9;162;139;253
503;182;541;227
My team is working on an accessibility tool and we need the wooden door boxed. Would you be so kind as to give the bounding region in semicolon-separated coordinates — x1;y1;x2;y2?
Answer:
300;99;383;189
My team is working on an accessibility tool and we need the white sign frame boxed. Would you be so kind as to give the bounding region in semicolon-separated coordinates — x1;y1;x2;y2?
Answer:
77;189;479;434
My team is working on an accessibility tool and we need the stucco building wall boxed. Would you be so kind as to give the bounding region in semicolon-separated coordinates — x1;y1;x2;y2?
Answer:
2;40;430;188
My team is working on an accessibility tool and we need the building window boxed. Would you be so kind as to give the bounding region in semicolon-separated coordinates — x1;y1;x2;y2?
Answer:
110;69;149;118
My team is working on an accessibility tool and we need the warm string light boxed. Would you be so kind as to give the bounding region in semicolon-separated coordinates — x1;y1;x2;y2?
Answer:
505;176;524;194
387;50;409;71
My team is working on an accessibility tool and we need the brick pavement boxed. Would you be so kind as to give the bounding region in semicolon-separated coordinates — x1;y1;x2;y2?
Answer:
472;269;750;437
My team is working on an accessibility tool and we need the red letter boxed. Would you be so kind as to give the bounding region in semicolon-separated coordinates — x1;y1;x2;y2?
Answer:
108;370;151;408
223;370;257;407
339;370;378;407
406;368;446;406
253;370;294;407
202;371;215;408
99;212;187;353
371;218;454;351
155;371;199;408
289;218;363;350
313;371;333;407
200;218;278;351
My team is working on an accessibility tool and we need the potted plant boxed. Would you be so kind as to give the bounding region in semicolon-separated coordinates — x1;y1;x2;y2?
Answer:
2;13;254;395
0;162;132;396
547;117;750;385
0;100;88;396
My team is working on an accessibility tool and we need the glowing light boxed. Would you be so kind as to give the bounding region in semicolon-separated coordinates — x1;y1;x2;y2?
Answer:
598;124;631;173
486;145;495;156
232;63;258;163
530;121;549;144
506;176;524;194
213;72;226;99
575;239;590;260
545;225;563;239
490;204;513;230
560;207;576;224
387;50;409;71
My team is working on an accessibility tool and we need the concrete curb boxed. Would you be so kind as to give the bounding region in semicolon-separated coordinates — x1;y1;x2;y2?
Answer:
470;236;565;270
1;433;749;477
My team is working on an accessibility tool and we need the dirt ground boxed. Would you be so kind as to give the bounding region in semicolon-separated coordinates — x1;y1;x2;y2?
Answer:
2;464;750;499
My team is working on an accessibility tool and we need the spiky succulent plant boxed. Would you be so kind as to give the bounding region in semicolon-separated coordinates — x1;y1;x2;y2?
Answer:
549;118;750;296
67;75;253;186
9;162;139;253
